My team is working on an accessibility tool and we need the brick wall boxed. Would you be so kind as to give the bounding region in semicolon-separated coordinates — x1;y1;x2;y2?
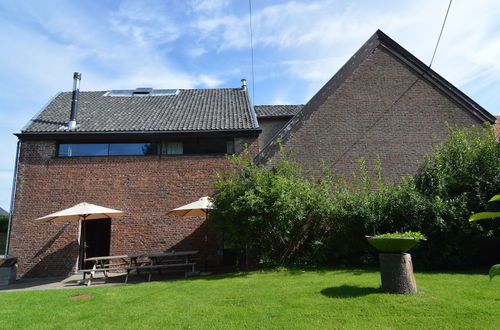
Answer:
257;118;292;149
9;136;258;277
271;48;484;183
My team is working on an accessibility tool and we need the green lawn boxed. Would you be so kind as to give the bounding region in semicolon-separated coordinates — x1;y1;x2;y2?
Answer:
1;268;499;329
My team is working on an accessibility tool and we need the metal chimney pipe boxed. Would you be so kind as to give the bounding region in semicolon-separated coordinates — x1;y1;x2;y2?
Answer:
241;78;247;91
68;72;81;129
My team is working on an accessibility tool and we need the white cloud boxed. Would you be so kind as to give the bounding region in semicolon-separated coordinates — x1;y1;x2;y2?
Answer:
187;47;207;58
196;74;223;88
110;0;181;47
190;0;231;13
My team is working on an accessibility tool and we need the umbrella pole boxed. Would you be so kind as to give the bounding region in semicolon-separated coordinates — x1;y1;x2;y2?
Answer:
82;216;87;268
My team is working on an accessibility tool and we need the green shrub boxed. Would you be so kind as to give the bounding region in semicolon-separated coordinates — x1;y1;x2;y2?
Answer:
412;125;500;268
0;215;9;232
210;151;335;266
211;125;500;269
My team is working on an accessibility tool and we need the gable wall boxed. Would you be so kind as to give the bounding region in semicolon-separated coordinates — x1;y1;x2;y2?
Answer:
257;118;292;149
9;136;258;277
273;48;483;183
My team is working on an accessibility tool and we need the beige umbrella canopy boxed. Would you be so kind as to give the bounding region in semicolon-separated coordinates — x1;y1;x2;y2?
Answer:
167;196;213;217
36;202;126;265
36;202;126;223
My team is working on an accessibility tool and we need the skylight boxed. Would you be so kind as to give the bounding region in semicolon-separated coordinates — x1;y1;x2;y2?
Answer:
105;89;180;97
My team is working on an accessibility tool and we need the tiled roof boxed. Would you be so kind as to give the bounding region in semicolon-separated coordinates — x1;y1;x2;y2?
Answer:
22;88;259;133
254;105;303;118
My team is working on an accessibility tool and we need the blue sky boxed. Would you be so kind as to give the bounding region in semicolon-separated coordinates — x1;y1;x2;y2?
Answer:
0;0;499;211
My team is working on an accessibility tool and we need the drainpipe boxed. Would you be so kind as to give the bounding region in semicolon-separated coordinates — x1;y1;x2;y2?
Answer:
5;140;21;256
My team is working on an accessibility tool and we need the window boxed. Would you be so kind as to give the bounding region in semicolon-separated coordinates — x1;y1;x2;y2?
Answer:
106;89;179;97
59;143;108;157
161;138;234;155
58;143;156;157
109;143;156;156
58;139;235;157
164;142;183;155
226;140;235;154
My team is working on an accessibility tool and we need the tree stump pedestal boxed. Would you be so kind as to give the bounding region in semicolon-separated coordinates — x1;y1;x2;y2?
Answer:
379;253;417;294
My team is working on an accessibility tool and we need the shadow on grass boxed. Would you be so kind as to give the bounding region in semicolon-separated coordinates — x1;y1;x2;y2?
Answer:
189;270;250;282
280;266;379;276
417;269;491;276
321;285;379;298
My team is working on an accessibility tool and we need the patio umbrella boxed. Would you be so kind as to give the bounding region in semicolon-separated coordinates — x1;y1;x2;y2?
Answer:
35;202;126;265
168;197;213;271
36;202;125;223
167;196;213;217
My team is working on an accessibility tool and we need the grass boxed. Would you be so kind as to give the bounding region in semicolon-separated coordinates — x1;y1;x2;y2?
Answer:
0;268;499;329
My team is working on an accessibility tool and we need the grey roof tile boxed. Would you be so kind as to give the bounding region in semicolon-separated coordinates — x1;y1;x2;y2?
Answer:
254;105;303;118
23;88;259;133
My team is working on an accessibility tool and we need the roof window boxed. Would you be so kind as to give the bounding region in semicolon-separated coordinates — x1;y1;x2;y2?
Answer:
132;87;153;95
105;89;179;97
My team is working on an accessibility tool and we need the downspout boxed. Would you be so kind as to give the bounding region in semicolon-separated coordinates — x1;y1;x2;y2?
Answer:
5;140;21;256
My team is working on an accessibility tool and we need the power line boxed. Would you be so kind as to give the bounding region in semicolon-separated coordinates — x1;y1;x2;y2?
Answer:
248;0;255;101
429;0;453;68
329;77;421;170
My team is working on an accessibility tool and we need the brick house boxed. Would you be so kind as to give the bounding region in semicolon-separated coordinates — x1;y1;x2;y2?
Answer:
7;30;496;277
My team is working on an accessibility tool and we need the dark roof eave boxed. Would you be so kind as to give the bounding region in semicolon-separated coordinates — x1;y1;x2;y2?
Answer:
15;128;261;141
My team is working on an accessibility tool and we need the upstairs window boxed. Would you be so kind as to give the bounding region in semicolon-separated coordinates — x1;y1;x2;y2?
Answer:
58;143;156;157
164;142;183;155
57;139;235;157
161;138;234;155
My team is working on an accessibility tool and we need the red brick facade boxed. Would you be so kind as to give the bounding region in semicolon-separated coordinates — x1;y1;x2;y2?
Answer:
266;48;486;183
9;137;258;277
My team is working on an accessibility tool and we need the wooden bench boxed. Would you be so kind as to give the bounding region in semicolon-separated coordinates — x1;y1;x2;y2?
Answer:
125;263;196;283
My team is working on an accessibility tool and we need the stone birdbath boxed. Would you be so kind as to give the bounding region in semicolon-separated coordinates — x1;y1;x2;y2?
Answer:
366;232;426;294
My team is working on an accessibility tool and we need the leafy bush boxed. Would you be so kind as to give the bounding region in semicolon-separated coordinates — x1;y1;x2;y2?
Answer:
412;125;500;268
0;215;9;232
211;125;500;269
210;151;335;265
324;125;500;269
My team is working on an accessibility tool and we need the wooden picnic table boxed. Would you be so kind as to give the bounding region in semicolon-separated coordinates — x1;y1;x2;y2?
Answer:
139;250;198;264
85;255;138;269
82;254;141;286
125;250;199;283
82;251;198;285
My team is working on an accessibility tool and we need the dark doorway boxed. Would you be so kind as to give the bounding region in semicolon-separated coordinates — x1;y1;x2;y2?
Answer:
80;218;111;269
